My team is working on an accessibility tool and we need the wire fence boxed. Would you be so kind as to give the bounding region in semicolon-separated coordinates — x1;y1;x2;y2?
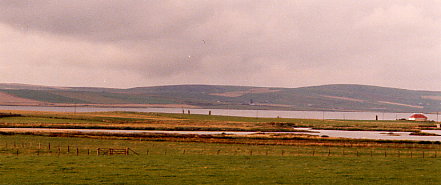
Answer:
1;141;440;159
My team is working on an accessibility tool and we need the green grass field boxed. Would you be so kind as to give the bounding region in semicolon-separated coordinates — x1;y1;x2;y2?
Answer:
0;135;441;184
2;155;441;185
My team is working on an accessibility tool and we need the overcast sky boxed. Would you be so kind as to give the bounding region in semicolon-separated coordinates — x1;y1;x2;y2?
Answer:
0;0;440;90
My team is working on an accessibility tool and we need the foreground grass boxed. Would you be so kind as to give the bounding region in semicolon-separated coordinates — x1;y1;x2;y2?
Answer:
0;135;441;184
1;155;441;185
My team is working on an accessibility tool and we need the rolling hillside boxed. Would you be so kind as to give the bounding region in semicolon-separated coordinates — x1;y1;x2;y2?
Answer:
0;83;440;113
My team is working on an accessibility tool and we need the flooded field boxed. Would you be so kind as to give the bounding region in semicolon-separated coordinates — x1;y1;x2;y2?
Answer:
3;127;441;142
294;128;441;142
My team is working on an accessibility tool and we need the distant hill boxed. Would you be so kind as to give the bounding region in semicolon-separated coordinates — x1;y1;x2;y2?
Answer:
0;83;440;113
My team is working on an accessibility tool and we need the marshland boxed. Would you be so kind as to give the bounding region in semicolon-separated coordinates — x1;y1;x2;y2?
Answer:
0;110;441;184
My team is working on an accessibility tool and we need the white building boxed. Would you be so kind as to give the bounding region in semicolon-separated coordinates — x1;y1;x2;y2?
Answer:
408;113;428;121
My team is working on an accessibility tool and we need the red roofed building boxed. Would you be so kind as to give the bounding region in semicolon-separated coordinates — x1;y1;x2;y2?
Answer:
408;113;428;121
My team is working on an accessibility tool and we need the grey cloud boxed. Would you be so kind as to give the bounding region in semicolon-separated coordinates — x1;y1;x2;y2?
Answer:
0;0;440;90
0;0;216;42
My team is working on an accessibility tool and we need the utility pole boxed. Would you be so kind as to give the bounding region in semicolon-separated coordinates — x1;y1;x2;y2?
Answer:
227;104;229;116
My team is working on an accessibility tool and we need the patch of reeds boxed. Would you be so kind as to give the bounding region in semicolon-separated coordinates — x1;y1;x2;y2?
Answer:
0;113;22;118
